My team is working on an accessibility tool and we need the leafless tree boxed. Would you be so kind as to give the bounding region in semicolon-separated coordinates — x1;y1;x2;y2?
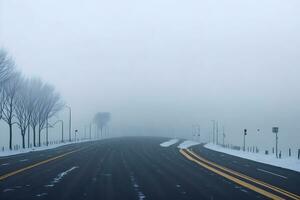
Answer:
0;49;14;120
93;112;111;138
28;78;44;147
15;77;31;148
0;49;14;84
2;72;22;150
37;83;64;146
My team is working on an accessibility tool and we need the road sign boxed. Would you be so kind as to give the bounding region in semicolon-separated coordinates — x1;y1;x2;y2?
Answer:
272;127;279;133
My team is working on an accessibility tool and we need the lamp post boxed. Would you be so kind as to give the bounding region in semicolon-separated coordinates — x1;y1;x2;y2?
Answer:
216;121;219;145
222;126;225;146
65;105;72;142
89;123;92;140
58;120;64;143
211;120;215;144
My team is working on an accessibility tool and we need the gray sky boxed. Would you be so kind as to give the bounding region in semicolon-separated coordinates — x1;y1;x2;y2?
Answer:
0;0;300;152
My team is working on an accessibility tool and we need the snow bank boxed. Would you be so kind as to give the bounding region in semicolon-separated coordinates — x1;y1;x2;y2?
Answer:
178;140;200;149
0;139;92;158
160;139;179;147
205;143;300;173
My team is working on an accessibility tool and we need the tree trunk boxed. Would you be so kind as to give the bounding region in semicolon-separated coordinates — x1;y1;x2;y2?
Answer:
27;124;30;148
38;128;41;147
33;126;36;147
22;130;25;149
9;122;12;150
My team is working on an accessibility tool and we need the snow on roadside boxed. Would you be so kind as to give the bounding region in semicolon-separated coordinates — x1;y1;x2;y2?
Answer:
160;139;179;147
178;140;200;149
205;143;300;173
0;139;93;158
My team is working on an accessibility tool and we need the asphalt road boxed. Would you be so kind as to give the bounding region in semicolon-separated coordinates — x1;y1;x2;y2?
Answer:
0;137;299;200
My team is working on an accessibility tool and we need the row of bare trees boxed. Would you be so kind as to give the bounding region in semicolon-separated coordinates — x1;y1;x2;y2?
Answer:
93;112;111;138
0;49;64;150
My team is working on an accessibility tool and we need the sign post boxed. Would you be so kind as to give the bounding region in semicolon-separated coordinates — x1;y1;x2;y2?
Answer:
272;127;279;158
243;129;247;151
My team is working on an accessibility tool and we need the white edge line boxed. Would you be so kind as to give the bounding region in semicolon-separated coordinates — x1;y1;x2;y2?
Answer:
257;168;288;179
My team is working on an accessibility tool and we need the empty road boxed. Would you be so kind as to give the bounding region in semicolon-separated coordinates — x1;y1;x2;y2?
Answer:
0;137;299;200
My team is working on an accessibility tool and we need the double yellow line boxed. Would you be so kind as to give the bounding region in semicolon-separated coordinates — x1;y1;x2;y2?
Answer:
180;149;300;200
0;149;80;181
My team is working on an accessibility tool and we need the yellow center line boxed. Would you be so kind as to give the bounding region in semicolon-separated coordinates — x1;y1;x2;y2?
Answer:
0;149;80;181
187;149;300;200
180;149;287;200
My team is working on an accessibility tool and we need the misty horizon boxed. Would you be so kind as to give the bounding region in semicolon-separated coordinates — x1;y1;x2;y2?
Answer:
0;0;299;153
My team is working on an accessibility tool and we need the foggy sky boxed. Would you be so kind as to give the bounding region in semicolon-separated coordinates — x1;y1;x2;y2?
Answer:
0;0;300;152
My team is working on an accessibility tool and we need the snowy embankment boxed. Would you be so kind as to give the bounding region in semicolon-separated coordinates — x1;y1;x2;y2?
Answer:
177;140;200;149
0;139;92;158
160;139;179;147
205;143;300;173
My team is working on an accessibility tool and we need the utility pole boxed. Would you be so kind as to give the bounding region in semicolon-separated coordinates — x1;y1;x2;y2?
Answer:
46;118;49;146
197;125;201;142
222;126;225;146
243;129;247;151
272;127;279;158
65;106;72;142
216;121;219;145
89;123;92;140
27;120;30;148
211;120;215;144
60;120;64;143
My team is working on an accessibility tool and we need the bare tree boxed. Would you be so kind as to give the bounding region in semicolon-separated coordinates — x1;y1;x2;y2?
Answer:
0;49;14;120
0;49;14;84
2;72;21;150
28;78;44;147
37;83;64;146
15;77;31;148
93;112;111;138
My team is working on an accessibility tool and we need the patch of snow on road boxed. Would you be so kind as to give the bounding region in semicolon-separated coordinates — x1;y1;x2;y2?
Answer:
45;166;79;187
178;140;200;149
3;188;15;192
1;163;10;166
130;173;146;200
160;139;179;147
36;193;47;197
205;143;300;173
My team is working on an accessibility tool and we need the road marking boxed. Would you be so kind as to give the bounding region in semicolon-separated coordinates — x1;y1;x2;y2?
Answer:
257;168;288;179
181;149;300;200
0;149;80;181
187;150;300;200
1;163;10;166
180;149;284;200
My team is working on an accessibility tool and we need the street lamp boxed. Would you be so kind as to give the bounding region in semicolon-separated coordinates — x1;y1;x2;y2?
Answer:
222;126;226;146
211;120;215;144
216;121;219;145
65;105;72;142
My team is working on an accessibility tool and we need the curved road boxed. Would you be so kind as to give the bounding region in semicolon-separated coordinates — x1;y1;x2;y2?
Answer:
0;137;299;200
